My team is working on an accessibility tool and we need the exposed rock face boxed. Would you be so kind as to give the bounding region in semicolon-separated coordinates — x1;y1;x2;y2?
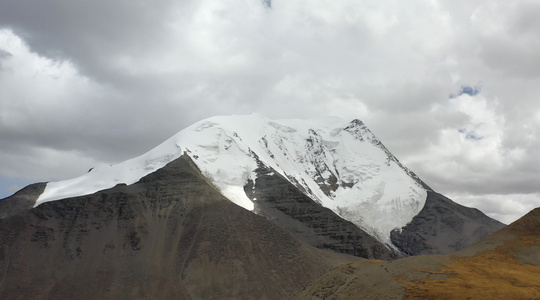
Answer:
0;155;356;299
390;191;505;256
245;164;399;260
0;182;46;218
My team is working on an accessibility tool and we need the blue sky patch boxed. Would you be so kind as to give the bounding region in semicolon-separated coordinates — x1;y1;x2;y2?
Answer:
450;85;481;98
0;176;33;199
457;129;483;141
465;132;483;141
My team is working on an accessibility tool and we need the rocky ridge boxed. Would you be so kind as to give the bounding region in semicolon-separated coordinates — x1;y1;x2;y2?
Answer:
390;191;505;255
0;155;358;299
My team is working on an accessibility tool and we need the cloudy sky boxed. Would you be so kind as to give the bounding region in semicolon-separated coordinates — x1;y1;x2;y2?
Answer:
1;0;539;224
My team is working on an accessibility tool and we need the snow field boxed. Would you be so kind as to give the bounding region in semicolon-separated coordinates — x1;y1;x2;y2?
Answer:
37;114;427;245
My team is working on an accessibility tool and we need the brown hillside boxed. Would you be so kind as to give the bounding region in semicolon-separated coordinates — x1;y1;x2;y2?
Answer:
0;155;358;300
297;207;540;300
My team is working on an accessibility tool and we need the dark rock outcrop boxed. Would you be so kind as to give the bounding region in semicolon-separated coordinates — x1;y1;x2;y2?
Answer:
0;155;356;300
245;164;399;260
390;191;505;256
0;182;46;218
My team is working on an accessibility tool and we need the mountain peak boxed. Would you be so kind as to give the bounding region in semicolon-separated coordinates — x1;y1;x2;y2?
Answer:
0;114;509;299
34;114;428;245
348;118;365;126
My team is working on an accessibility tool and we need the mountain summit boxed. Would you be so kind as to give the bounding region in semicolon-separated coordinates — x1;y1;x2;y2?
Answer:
0;114;506;298
4;114;503;254
36;114;430;245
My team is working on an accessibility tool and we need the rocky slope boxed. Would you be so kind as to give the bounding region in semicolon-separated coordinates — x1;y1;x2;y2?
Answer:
2;115;505;260
245;162;398;260
0;182;46;218
390;191;505;255
296;207;540;300
0;155;358;299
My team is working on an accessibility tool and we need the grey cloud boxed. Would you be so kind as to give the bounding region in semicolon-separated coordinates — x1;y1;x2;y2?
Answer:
0;48;11;66
262;0;271;9
0;0;195;89
470;2;540;78
448;193;540;224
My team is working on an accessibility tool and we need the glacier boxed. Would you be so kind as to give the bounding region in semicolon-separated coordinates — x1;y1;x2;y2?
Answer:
36;114;427;245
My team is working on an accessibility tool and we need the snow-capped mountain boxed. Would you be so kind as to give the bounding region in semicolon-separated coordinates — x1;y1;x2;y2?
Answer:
37;114;429;245
0;114;506;298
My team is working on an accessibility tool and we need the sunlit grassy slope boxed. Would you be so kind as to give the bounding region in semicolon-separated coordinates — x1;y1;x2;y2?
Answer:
404;238;540;299
404;207;540;299
297;208;540;300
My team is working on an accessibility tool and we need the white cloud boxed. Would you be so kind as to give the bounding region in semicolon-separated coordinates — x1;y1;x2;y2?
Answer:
0;1;539;222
